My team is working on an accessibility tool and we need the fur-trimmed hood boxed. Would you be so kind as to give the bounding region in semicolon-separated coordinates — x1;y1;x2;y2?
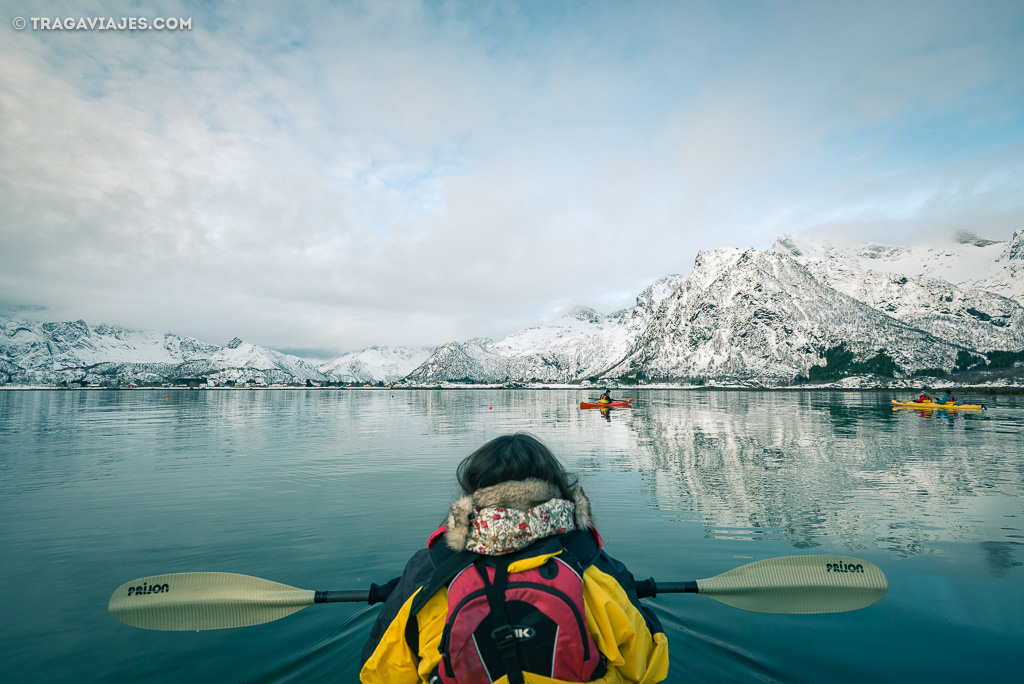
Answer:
443;478;592;554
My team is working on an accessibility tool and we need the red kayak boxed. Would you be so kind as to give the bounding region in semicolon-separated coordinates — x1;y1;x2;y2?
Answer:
580;397;633;410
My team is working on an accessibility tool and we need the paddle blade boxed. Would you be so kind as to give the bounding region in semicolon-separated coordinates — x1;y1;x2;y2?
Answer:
108;572;316;631
697;556;887;614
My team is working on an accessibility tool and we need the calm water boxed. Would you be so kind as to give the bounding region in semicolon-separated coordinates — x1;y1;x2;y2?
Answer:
1;389;1021;683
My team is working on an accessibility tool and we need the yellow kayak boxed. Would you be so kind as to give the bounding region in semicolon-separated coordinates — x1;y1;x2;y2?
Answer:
891;400;983;410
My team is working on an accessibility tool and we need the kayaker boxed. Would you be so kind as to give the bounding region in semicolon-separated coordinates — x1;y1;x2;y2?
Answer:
914;391;933;403
599;389;614;404
936;390;956;405
360;433;669;683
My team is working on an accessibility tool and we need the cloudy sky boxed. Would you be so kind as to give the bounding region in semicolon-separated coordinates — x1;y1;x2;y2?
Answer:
2;0;1022;360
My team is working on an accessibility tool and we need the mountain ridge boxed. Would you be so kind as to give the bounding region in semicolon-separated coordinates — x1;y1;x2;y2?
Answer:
3;231;1022;387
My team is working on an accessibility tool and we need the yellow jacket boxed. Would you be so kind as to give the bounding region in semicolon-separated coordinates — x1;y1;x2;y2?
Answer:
360;534;669;683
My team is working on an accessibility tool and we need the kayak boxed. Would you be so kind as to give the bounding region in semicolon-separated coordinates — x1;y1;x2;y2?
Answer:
891;400;982;410
580;398;633;409
577;397;630;409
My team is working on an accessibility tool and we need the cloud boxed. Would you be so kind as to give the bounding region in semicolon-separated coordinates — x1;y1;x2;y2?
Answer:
1;0;1022;355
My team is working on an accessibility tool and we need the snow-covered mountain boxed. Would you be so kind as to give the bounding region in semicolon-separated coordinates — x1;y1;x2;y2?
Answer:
789;257;1024;353
404;337;501;384
607;248;971;383
0;318;214;385
773;229;1024;305
200;337;329;384
317;346;435;384
0;319;326;385
403;275;687;384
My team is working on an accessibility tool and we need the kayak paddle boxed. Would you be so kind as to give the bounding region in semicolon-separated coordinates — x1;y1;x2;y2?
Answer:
108;555;886;631
635;554;887;614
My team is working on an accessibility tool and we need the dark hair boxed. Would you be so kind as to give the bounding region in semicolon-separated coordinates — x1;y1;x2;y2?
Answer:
457;433;578;498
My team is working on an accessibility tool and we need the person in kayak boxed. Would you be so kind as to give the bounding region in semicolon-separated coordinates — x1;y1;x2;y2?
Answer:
360;433;669;683
936;390;956;405
914;391;933;403
599;389;614;404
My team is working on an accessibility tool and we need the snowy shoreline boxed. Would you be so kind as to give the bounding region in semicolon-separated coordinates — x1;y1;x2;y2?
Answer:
3;382;1022;393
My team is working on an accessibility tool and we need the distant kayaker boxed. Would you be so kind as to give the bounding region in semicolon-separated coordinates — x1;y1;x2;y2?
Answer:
599;388;614;403
914;391;933;403
936;390;956;405
360;433;669;683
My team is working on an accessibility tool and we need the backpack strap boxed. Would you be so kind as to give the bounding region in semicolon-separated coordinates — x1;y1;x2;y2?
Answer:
404;536;479;656
408;546;479;618
477;557;525;684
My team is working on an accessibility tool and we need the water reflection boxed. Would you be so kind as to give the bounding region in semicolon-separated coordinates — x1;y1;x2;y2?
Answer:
982;542;1024;578
618;391;1024;557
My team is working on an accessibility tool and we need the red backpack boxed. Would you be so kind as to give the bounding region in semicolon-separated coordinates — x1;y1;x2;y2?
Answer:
412;532;606;684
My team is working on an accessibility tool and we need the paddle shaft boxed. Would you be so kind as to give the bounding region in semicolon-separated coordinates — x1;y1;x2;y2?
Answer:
315;579;696;604
320;577;835;602
315;581;394;604
636;579;697;597
315;590;370;603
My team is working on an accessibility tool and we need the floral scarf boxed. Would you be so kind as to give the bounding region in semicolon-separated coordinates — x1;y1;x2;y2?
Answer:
465;498;576;555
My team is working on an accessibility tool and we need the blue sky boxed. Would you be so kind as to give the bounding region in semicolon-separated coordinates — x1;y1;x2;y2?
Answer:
2;0;1022;359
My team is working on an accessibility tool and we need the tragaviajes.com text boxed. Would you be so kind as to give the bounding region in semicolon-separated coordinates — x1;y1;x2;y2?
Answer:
14;17;192;31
